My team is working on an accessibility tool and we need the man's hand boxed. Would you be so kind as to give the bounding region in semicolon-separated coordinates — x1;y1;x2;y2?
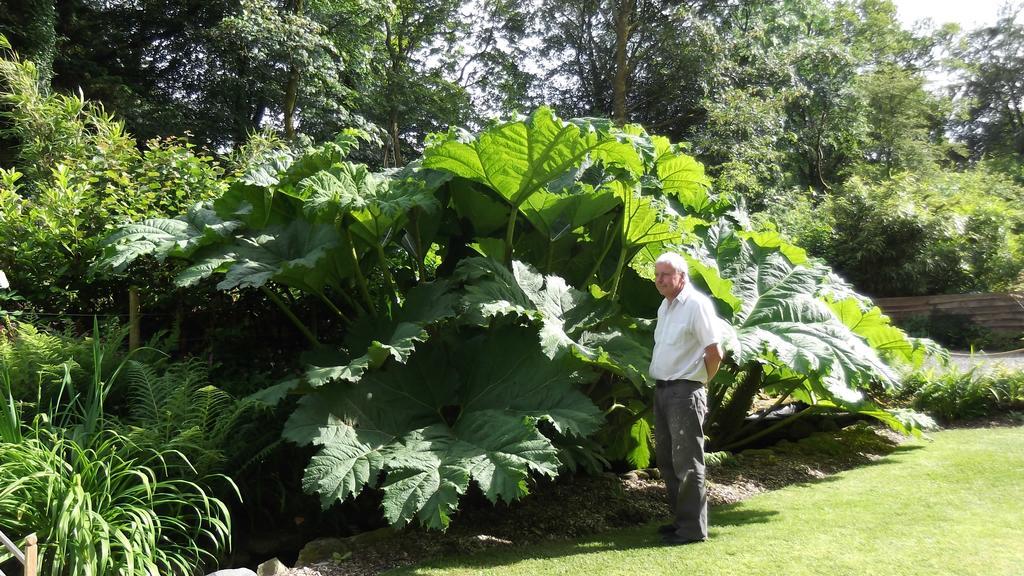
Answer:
704;343;722;381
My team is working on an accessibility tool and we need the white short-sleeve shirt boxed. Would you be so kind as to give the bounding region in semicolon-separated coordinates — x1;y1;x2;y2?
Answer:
649;284;721;383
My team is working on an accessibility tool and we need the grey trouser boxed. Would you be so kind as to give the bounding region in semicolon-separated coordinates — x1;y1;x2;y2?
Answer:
654;379;708;540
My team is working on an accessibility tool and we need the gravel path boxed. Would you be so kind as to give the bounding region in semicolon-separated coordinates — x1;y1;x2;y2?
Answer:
947;350;1024;372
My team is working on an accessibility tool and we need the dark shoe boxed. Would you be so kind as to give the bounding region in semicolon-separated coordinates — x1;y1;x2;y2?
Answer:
657;524;676;535
661;534;707;546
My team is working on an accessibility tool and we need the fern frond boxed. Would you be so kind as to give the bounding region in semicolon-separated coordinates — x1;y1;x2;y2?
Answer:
124;360;171;429
0;320;79;400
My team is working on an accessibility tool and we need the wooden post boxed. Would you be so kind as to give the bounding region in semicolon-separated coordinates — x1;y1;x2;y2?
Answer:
23;534;36;576
129;286;140;352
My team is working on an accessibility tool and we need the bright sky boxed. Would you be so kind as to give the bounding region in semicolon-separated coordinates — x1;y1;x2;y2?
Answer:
893;0;1015;30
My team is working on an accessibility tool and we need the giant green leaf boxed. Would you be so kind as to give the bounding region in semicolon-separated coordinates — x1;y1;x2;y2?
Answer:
214;180;296;229
739;230;809;265
217;220;340;291
97;206;241;272
519;186;619;242
282;131;368;186
299;162;374;218
423;107;640;209
456;257;652;390
826;297;943;368
456;258;614;359
656;148;712;212
710;232;896;398
239;149;294;188
350;172;441;248
682;254;742;314
288;327;601;529
575;322;654;390
173;245;236;287
608;181;679;250
448;178;512;236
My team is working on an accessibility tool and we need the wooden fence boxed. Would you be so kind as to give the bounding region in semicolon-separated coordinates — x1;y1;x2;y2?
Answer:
874;293;1024;334
0;530;36;576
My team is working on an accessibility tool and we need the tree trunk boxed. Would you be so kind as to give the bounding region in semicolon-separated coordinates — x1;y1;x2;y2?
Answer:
283;0;305;139
389;108;404;166
284;66;299;139
383;14;405;167
128;286;141;352
612;0;634;125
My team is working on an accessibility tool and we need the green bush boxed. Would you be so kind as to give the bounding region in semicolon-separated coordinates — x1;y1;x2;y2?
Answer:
766;170;1024;296
0;43;226;315
911;367;993;422
989;368;1024;412
0;320;71;399
120;358;262;477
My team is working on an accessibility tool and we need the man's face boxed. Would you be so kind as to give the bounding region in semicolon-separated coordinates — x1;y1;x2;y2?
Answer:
654;262;686;299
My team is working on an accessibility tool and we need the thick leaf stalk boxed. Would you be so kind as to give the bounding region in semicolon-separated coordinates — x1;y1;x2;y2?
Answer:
345;227;376;316
709;363;764;450
260;286;319;347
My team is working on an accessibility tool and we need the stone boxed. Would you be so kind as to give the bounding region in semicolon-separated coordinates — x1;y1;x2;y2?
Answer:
296;528;397;565
634;469;650;480
257;558;289;576
646;468;662;480
619;471;639;481
207;569;257;576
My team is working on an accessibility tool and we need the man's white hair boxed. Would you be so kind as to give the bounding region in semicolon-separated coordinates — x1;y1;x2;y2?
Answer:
655;252;688;277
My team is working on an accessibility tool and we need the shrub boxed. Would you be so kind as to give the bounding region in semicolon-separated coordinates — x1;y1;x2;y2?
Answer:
765;170;1024;296
910;366;992;422
0;42;226;315
989;367;1024;412
120;358;262;477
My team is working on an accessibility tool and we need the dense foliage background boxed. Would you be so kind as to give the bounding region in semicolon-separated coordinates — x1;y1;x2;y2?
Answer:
1;0;1024;572
2;0;1023;306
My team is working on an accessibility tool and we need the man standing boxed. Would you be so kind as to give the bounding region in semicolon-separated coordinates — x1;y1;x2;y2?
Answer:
650;252;723;545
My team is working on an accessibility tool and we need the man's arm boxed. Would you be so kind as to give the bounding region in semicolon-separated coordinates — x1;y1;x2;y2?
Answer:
704;343;722;381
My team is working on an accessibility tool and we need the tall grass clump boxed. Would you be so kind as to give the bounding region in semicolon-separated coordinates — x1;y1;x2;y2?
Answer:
0;427;233;575
0;319;238;575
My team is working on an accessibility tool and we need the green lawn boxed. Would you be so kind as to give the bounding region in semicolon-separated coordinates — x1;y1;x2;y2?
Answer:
392;426;1024;576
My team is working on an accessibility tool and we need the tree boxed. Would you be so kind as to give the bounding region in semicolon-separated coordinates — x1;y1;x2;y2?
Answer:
447;0;537;117
855;64;949;179
215;0;369;144
0;0;56;85
35;0;375;150
359;0;472;166
530;0;701;123
953;9;1024;173
50;0;240;147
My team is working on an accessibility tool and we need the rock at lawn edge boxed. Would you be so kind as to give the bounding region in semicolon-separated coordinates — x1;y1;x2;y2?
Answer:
297;527;398;565
207;569;256;576
258;558;290;576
